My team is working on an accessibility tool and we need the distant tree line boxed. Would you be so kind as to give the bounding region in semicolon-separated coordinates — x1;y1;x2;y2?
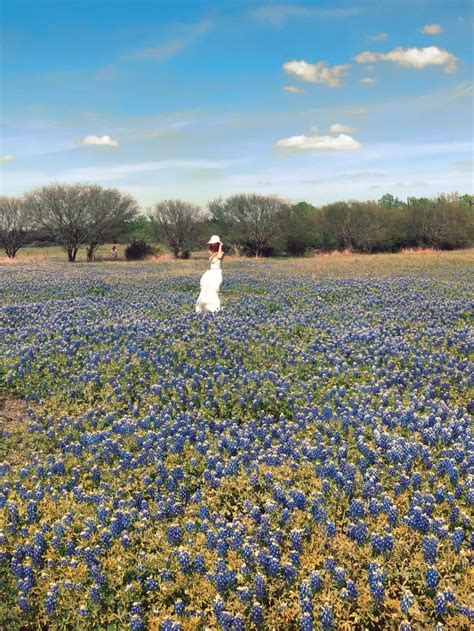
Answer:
0;182;472;260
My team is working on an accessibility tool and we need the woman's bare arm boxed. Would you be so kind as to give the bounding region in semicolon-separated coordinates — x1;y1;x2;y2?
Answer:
215;243;224;259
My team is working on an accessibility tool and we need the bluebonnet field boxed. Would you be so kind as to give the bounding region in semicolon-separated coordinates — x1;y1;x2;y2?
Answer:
0;257;472;630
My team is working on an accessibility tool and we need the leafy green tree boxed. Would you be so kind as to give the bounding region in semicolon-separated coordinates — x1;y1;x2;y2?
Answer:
459;194;473;209
122;215;155;242
277;201;318;255
379;193;406;209
407;196;430;206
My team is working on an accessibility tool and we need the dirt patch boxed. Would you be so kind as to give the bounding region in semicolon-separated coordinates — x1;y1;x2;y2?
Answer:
0;397;29;426
0;397;33;465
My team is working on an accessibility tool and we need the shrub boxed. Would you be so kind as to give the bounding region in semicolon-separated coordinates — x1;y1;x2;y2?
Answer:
124;240;155;260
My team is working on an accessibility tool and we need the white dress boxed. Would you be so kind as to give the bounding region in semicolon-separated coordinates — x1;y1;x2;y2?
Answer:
196;256;223;313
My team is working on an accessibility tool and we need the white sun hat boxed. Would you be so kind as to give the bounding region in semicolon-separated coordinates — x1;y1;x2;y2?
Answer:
207;235;221;244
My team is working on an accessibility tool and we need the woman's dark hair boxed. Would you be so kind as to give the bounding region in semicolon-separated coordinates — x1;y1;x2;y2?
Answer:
209;242;220;253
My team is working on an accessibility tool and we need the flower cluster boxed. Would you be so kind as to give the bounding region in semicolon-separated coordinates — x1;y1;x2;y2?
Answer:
0;262;471;629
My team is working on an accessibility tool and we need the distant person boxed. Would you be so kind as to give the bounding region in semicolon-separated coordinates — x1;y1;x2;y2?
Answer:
111;245;118;260
196;236;224;313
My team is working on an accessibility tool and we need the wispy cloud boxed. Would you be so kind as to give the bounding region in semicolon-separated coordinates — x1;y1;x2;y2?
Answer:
283;59;350;87
360;141;472;161
283;85;305;94
370;81;473;112
354;46;458;73
135;119;194;138
347;172;385;179
77;135;119;147
275;133;361;150
120;18;212;62
305;171;385;183
450;159;473;170
63;159;233;181
0;159;235;193
421;23;443;35
251;4;361;26
330;123;354;133
345;106;369;115
0;154;14;164
392;179;431;188
369;32;388;41
360;76;376;84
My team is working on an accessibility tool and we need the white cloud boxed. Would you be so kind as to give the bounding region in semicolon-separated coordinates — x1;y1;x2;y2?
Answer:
360;76;376;84
137;119;194;138
251;4;360;26
283;85;305;94
0;160;236;197
360;140;472;161
369;32;388;41
450;159;473;170
309;125;319;132
421;23;443;35
346;106;369;115
354;46;458;73
283;59;350;87
77;135;119;147
128;41;183;62
365;65;375;71
393;179;431;188
329;123;354;133
63;159;233;181
275;133;361;150
120;18;212;62
0;154;13;163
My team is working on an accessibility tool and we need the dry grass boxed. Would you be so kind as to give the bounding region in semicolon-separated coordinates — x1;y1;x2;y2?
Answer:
0;243;210;264
289;247;474;278
0;243;133;263
1;245;473;281
0;397;32;465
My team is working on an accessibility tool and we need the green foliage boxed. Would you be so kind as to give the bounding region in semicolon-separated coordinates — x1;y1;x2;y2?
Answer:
277;202;318;255
379;193;407;209
121;215;155;243
11;185;474;259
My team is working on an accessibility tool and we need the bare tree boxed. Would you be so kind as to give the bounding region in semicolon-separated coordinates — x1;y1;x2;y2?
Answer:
84;187;138;261
25;183;92;261
209;194;287;257
0;196;30;258
410;195;473;248
151;199;204;258
25;183;139;262
320;201;370;251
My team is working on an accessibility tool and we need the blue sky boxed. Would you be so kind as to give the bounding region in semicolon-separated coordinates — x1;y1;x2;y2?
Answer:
1;0;472;208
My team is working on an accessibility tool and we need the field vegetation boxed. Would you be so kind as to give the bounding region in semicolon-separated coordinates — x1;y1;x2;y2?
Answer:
0;250;472;630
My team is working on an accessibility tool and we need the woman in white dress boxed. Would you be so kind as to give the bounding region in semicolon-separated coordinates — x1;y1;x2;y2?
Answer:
196;235;224;313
